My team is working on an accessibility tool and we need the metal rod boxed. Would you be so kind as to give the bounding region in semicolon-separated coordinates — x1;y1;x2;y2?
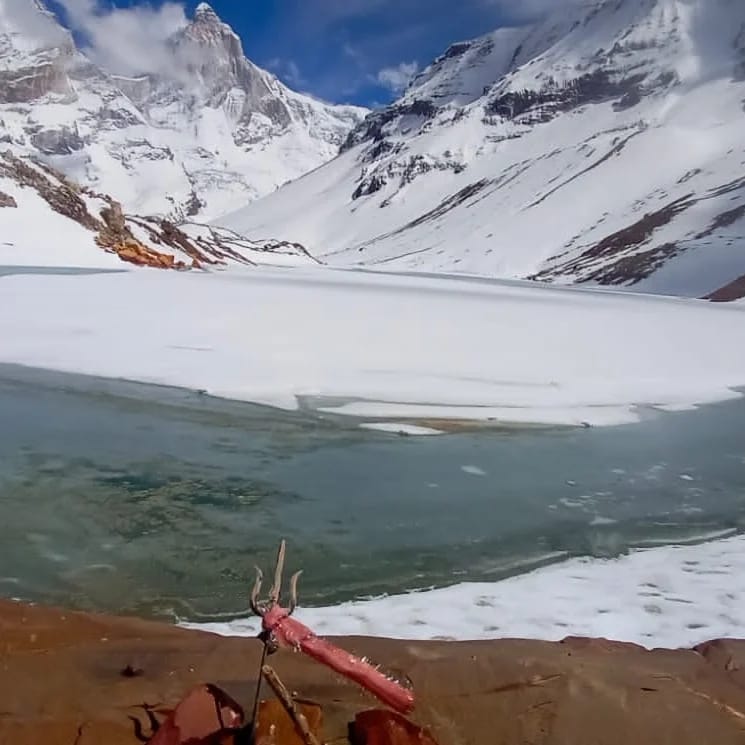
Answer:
249;640;269;742
262;664;322;745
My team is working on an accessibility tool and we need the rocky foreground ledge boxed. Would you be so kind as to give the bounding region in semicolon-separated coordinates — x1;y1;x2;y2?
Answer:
1;600;744;744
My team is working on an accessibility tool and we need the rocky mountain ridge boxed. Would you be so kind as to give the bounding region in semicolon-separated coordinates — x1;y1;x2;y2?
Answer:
0;149;315;269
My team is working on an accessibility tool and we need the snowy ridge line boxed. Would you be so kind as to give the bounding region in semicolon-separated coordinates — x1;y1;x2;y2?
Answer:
184;534;745;650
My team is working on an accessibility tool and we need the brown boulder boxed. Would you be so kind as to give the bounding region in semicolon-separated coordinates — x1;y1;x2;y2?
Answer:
100;201;128;236
112;239;181;269
145;684;244;745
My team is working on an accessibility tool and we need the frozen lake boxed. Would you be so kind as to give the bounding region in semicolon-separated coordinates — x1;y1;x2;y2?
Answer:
1;363;743;624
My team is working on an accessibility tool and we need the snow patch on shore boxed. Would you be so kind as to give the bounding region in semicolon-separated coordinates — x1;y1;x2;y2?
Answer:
187;534;745;649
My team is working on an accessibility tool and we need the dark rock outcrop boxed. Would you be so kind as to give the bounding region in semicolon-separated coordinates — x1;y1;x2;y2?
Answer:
30;126;85;155
705;274;745;302
532;175;745;290
485;71;651;124
0;189;17;207
342;100;438;152
0;151;100;232
0;62;72;103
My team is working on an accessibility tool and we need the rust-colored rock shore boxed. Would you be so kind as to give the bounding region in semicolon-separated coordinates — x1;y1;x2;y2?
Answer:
1;600;744;744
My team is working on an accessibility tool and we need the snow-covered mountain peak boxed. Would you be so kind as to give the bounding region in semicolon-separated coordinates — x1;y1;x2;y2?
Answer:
222;0;745;301
0;0;367;220
397;0;745;122
336;0;745;179
177;1;240;52
164;2;276;115
194;3;219;21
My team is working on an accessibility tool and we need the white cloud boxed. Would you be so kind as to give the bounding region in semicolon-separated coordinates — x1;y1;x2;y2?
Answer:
266;57;307;88
54;0;188;77
0;0;69;45
343;42;363;62
376;60;419;93
284;60;304;86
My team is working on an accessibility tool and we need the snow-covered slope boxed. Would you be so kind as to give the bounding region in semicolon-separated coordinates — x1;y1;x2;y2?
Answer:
221;0;745;299
0;1;366;221
0;150;316;269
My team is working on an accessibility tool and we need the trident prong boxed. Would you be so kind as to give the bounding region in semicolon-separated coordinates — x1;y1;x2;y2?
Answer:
249;539;301;617
268;539;286;606
249;566;264;615
287;570;303;615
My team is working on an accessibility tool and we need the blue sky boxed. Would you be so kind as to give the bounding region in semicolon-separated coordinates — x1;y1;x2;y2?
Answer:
47;0;536;107
198;0;515;106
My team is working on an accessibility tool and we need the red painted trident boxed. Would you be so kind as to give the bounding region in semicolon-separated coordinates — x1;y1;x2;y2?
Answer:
250;540;415;714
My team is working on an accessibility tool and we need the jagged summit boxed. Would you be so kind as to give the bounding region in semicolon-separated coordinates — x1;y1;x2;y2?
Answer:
167;1;271;110
183;1;239;46
195;2;218;18
0;0;367;220
221;0;745;301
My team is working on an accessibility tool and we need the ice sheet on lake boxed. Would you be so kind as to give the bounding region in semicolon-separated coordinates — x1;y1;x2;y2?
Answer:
187;535;745;649
358;422;443;435
1;266;745;427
